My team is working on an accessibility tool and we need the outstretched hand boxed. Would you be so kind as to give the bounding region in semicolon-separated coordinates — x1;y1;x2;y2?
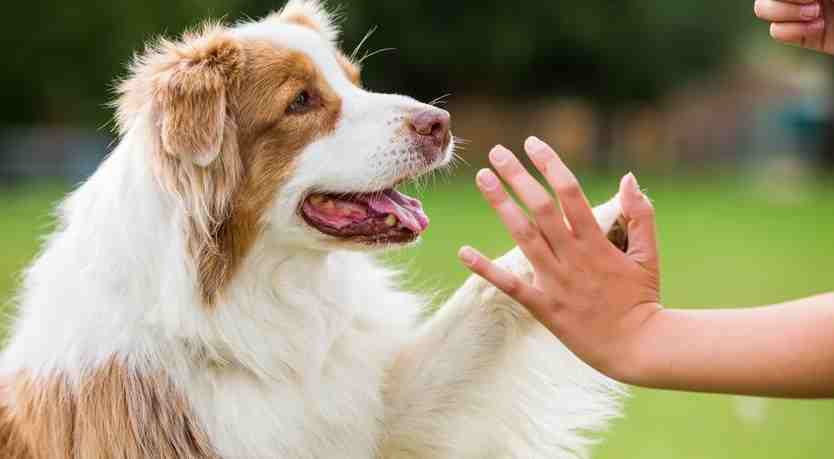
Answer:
458;137;661;380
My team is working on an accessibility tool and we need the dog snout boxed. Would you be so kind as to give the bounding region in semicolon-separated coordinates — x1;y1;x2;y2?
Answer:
407;108;451;160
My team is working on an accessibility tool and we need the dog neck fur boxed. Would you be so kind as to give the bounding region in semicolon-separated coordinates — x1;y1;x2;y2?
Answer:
2;123;265;373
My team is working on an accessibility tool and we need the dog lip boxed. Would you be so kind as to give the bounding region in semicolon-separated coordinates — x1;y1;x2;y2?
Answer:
299;186;429;243
300;208;420;245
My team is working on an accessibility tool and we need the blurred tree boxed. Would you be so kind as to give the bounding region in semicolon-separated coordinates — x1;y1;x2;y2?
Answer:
1;0;754;129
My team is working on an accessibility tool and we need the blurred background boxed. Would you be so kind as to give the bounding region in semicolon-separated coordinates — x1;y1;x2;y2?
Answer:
2;1;834;457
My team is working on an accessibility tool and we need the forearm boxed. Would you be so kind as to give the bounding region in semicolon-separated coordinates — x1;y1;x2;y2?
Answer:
382;258;536;456
620;293;834;398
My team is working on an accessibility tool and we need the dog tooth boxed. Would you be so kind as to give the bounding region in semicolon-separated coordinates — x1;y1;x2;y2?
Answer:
337;203;354;217
322;200;336;211
385;215;398;227
309;195;324;206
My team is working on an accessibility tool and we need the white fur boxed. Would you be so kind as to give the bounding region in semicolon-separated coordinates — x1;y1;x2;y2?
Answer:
274;0;343;44
3;6;623;459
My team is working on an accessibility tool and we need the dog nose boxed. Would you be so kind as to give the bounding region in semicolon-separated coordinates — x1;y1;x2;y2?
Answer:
407;108;451;156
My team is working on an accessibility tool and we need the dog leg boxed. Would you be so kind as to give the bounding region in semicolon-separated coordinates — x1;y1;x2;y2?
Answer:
380;196;626;459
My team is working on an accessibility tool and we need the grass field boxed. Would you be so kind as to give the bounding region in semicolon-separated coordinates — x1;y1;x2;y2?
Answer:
2;173;834;458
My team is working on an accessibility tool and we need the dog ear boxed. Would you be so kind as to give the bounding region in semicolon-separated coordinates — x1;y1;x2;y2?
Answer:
270;0;341;43
152;26;244;167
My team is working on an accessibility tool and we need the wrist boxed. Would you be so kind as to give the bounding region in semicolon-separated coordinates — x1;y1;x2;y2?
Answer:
605;303;665;386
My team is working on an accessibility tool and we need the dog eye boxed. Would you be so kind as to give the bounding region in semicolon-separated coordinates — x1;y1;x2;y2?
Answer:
287;90;313;114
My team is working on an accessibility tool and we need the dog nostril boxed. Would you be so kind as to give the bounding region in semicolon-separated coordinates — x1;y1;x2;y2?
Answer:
430;123;446;139
409;109;451;142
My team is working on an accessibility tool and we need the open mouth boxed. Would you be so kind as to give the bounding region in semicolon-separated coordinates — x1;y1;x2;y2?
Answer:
301;188;429;244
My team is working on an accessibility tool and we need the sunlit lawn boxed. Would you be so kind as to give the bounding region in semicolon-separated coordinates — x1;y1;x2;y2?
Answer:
2;173;833;458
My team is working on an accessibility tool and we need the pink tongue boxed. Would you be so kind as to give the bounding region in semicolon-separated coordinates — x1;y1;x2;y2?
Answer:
368;190;430;233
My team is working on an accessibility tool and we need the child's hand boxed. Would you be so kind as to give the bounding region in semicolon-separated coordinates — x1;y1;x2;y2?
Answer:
754;0;834;55
458;138;661;380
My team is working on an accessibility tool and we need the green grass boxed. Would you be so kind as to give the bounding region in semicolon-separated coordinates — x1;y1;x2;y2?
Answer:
0;182;65;314
2;174;834;458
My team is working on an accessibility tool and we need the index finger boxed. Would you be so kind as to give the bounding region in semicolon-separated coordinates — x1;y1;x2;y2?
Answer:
487;146;571;255
523;137;603;240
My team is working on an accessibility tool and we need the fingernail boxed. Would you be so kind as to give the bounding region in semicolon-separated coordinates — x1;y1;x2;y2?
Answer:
525;136;546;152
801;4;820;19
459;246;477;266
477;169;499;190
489;146;511;166
628;172;640;189
621;172;637;194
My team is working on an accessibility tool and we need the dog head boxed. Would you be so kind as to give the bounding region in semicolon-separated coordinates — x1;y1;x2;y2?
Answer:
115;0;454;304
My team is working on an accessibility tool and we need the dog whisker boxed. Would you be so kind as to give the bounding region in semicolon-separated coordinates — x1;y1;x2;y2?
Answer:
359;47;396;64
350;26;378;62
428;93;452;107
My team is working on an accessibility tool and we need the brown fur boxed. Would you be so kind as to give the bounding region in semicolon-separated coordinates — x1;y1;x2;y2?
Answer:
606;216;629;253
190;40;344;306
117;18;354;306
268;0;340;44
114;22;244;139
269;1;360;85
0;360;219;459
282;11;326;34
275;11;361;85
0;396;31;459
336;52;362;86
156;37;242;167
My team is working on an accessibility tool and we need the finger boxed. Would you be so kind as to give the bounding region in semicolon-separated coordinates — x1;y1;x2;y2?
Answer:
770;19;826;45
476;169;559;270
619;173;660;271
755;0;821;22
458;246;546;311
488;145;571;254
524;137;603;240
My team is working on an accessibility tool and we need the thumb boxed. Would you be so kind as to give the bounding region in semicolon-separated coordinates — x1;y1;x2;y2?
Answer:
619;173;659;271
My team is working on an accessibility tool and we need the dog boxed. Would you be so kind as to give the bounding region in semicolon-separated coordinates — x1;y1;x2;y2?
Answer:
0;2;627;458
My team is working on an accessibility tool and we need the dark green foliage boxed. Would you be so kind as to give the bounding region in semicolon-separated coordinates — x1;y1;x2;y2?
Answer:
2;0;755;128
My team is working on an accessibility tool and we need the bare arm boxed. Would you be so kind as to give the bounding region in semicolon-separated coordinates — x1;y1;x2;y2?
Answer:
626;294;834;398
460;136;834;399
